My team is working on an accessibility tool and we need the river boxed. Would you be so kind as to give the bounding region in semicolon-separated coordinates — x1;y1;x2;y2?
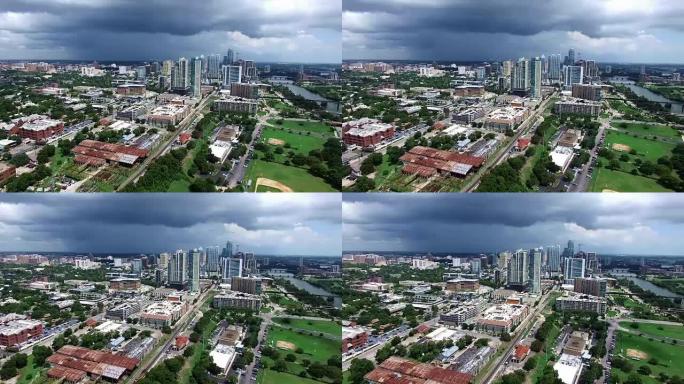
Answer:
609;77;684;115
285;277;342;308
284;84;341;114
625;277;682;298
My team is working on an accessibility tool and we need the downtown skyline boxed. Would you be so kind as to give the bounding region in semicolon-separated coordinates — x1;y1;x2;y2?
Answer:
343;194;684;256
0;194;342;256
343;0;684;63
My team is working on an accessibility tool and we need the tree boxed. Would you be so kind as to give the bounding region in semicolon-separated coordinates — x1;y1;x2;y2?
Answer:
531;339;544;352
500;332;512;342
161;325;172;334
637;365;652;376
349;358;374;384
9;152;30;167
37;145;56;164
183;345;195;357
32;345;53;366
353;176;375;192
523;356;536;371
360;158;376;175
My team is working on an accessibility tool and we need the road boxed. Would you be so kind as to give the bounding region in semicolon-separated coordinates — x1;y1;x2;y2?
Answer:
238;311;273;384
126;286;214;384
568;115;609;192
226;109;274;189
116;92;215;191
480;288;556;384
462;93;556;192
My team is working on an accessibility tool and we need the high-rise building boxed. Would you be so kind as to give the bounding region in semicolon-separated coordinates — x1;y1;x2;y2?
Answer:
502;60;512;77
191;57;202;98
529;57;542;98
549;54;562;81
207;54;222;81
507;249;528;288
158;252;169;269
206;246;221;275
511;58;530;95
568;48;576;65
189;249;201;293
222;258;243;282
563;66;583;88
497;251;510;269
530;249;542;294
135;66;146;81
222;241;234;258
564;257;586;283
471;258;481;276
131;259;143;276
168;250;188;288
546;245;562;272
574;277;607;297
171;57;190;91
244;252;257;274
231;276;262;294
162;60;174;77
224;49;234;66
222;65;242;87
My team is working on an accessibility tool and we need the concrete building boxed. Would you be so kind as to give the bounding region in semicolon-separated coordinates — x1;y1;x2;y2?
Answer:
213;96;258;114
222;65;242;87
476;303;529;334
571;84;603;101
555;292;606;315
508;249;529;288
230;276;261;294
230;83;259;99
168;250;188;289
554;98;602;116
212;291;261;311
105;302;141;321
139;300;187;328
446;278;480;292
439;304;480;326
573;277;607;297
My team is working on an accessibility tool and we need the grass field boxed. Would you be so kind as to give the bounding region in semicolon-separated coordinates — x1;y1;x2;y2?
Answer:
256;185;282;192
244;160;336;192
605;130;675;162
266;326;339;364
612;122;681;139
167;178;191;192
612;330;684;384
262;128;327;155
620;322;684;340
590;167;671;192
273;318;341;337
268;119;335;136
257;369;328;384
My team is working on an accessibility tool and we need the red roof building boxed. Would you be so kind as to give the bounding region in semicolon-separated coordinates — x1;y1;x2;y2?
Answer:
512;344;530;363
515;138;531;152
179;132;192;145
72;139;149;167
174;335;189;350
365;356;473;384
400;146;484;178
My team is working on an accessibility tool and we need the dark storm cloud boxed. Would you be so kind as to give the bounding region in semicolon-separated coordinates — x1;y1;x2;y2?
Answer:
343;194;684;255
0;194;341;255
0;0;341;62
343;0;684;62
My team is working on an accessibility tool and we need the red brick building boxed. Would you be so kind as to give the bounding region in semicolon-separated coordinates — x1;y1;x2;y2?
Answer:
9;115;64;142
0;163;16;184
342;326;368;353
342;118;395;147
0;319;44;347
116;84;146;96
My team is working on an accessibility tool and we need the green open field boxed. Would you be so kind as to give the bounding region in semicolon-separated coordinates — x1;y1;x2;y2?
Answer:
266;326;339;364
612;122;681;139
273;317;341;337
605;130;676;162
257;369;328;384
256;185;282;192
590;167;671;192
620;322;684;340
167;178;191;192
268;119;335;136
612;330;684;384
262;128;327;155
244;160;336;192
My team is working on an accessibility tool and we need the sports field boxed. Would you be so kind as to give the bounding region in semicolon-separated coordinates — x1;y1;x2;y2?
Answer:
268;119;335;136
244;160;336;192
257;369;327;384
612;122;681;139
620;322;684;340
273;318;341;337
605;130;675;162
590;167;671;192
262;128;327;155
612;330;684;384
267;326;339;364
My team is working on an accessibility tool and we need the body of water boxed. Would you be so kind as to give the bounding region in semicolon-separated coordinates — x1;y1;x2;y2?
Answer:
626;277;682;298
286;277;342;308
609;77;684;114
284;84;341;114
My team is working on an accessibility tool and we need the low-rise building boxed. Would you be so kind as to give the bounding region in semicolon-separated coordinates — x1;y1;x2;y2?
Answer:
212;291;261;311
365;356;472;384
105;302;141;321
440;304;480;326
147;104;190;127
400;146;484;178
139;300;187;328
484;107;529;131
0;318;44;347
116;84;146;96
0;162;16;184
476;303;529;334
446;278;480;292
342;326;368;352
342;118;395;147
6;114;64;141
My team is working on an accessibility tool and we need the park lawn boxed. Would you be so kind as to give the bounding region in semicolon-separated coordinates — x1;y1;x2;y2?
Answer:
372;155;401;187
262;128;327;155
605;130;675;162
590;167;671;192
620;322;684;340
610;99;642;115
613;330;684;382
257;368;327;384
245;160;336;192
266;326;339;364
612;122;681;139
273;318;341;337
167;178;191;192
268;119;335;136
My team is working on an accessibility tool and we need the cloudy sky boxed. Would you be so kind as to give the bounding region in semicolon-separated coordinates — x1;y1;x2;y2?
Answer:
343;194;684;256
0;194;341;256
0;0;341;63
344;0;684;63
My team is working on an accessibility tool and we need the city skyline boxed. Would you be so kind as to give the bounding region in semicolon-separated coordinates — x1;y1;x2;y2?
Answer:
0;0;342;63
343;194;684;255
343;0;684;63
0;194;341;256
